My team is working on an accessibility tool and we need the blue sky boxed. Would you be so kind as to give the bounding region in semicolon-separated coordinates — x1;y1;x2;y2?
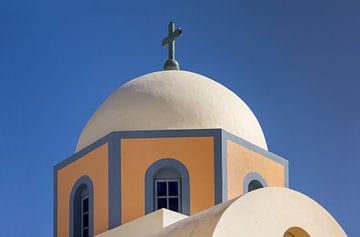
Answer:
0;0;359;236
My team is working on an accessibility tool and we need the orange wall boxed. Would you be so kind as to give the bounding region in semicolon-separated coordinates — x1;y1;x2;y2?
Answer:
227;140;285;199
121;137;214;224
57;144;109;237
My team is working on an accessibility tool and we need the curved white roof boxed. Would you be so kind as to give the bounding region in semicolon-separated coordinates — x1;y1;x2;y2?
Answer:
76;70;267;151
150;188;347;237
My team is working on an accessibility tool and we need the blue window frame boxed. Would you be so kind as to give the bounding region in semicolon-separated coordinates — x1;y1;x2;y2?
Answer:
155;179;180;212
145;158;190;215
70;176;93;237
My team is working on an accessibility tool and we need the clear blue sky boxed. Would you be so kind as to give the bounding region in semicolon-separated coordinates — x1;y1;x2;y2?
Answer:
0;0;359;236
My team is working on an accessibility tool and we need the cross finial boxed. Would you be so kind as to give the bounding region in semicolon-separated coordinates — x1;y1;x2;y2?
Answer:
162;21;182;70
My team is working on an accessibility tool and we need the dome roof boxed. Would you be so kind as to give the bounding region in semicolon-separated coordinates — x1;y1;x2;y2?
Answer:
76;70;267;151
151;188;347;237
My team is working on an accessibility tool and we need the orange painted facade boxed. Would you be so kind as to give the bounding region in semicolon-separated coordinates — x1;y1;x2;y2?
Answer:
226;140;285;199
55;132;288;236
120;137;215;224
57;144;109;237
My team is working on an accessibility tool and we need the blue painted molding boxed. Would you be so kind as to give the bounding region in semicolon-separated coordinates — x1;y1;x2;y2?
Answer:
69;176;94;237
54;133;112;171
54;129;222;171
222;130;288;166
55;129;288;178
243;172;268;193
214;129;225;204
144;158;190;215
108;135;121;228
222;130;289;188
53;129;221;236
53;128;289;236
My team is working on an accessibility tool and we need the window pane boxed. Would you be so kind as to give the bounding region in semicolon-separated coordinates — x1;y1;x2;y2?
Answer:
82;228;89;237
168;181;178;196
82;198;89;213
169;198;179;212
81;187;89;197
83;213;89;228
248;180;263;192
157;198;167;209
157;182;167;196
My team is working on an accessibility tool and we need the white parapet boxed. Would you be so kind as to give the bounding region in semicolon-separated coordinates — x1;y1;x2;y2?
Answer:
150;187;347;237
95;209;187;237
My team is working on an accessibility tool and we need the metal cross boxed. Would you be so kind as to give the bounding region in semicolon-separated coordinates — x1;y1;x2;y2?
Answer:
162;21;182;70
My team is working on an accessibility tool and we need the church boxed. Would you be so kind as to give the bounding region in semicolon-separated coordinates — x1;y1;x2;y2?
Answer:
54;22;347;237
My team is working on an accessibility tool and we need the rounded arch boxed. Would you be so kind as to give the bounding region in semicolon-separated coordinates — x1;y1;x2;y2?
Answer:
284;227;311;237
145;158;190;215
211;188;347;237
243;172;267;193
69;175;94;237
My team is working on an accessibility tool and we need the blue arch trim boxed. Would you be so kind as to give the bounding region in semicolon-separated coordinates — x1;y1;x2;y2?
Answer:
54;128;289;235
243;172;268;193
69;176;94;237
145;158;190;215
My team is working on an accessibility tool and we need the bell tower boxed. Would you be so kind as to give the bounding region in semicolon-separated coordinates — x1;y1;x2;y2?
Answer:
54;22;288;237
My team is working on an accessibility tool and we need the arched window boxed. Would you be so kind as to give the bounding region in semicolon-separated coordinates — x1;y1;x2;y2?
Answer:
70;176;94;237
243;172;267;193
248;179;264;192
283;227;310;237
145;158;190;215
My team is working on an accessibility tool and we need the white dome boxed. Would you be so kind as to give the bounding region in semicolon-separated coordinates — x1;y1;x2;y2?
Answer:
76;70;267;151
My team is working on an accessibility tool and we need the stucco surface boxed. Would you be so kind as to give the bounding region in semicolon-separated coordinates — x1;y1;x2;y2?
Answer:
57;144;109;237
227;140;285;199
149;198;237;237
76;70;267;151
95;209;187;237
120;137;214;223
150;187;347;237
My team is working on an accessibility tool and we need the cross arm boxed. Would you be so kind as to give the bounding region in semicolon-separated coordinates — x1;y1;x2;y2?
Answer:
161;28;182;47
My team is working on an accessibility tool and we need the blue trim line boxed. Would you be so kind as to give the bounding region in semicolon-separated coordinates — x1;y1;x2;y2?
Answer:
108;135;121;228
213;129;225;204
54;133;112;171
55;129;221;171
144;158;190;215
222;130;289;187
53;128;289;236
69;176;94;237
56;129;287;177
222;130;288;166
220;130;228;202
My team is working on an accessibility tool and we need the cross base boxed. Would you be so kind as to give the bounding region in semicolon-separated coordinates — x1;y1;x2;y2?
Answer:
163;59;180;70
